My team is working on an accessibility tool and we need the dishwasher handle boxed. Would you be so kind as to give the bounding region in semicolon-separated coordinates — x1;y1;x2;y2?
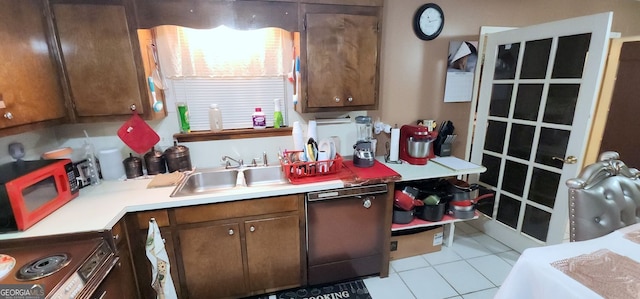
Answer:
307;184;388;202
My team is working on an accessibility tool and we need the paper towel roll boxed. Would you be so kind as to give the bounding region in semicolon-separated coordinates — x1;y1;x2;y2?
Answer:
99;148;125;180
389;128;400;162
307;120;318;141
292;121;304;151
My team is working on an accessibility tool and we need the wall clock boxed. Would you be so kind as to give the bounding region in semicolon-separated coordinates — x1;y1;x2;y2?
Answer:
413;3;444;41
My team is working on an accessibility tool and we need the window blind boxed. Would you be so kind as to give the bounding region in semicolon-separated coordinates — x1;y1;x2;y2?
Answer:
171;77;286;131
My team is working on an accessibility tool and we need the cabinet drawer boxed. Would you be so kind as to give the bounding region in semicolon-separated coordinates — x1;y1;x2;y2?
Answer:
174;195;300;224
136;210;170;229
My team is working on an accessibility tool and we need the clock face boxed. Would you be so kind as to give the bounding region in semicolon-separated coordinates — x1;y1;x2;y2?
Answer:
419;8;443;36
413;3;444;40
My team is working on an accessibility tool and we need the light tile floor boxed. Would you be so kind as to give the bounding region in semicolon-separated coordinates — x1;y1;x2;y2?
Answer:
363;221;520;299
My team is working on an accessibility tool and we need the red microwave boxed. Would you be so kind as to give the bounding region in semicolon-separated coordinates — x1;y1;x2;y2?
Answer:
0;159;79;233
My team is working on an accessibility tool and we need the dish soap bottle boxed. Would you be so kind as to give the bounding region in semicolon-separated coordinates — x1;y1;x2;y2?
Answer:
273;99;283;128
252;107;266;129
209;103;223;132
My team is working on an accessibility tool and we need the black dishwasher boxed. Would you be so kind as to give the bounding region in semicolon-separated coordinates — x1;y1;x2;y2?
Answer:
306;184;388;285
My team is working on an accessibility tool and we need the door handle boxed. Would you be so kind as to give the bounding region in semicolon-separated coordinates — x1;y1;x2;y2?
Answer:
552;155;577;164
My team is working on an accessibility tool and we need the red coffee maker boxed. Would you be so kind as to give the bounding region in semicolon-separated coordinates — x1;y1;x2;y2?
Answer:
399;125;437;165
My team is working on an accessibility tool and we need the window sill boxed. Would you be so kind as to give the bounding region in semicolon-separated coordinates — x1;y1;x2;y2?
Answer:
174;127;292;142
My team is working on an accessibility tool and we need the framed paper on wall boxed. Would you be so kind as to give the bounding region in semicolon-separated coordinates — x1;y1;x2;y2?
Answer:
444;41;478;102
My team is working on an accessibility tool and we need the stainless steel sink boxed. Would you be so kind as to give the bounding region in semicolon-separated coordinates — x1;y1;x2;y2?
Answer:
170;165;288;197
243;165;288;187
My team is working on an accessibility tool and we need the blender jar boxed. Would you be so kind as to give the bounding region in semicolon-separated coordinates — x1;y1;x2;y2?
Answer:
355;116;373;142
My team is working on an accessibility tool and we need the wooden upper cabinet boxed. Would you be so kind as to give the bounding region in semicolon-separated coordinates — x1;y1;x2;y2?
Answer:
52;2;156;121
300;5;381;113
133;0;298;31
0;0;66;131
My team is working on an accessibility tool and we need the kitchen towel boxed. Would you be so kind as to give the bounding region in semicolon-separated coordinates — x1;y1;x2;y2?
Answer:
118;113;160;154
146;218;178;299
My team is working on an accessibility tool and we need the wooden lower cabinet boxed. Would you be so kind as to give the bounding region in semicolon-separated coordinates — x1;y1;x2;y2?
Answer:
129;195;304;299
98;218;140;299
178;223;246;298
178;215;301;298
245;215;300;293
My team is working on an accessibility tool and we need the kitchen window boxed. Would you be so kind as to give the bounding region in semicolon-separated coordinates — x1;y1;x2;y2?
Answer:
154;25;294;131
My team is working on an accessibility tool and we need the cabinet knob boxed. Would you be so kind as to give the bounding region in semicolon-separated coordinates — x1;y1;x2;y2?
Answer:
4;112;13;120
228;229;234;235
250;225;256;232
334;97;341;103
363;198;372;209
348;97;353;102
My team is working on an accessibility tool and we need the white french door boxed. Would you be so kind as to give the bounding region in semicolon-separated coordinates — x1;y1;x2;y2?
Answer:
469;12;612;252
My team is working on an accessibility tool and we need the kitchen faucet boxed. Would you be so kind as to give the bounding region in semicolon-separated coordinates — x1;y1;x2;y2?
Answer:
249;152;268;167
221;156;243;169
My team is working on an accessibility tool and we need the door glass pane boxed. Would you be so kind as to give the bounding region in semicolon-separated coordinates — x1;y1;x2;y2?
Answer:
513;84;543;121
543;84;579;125
507;124;535;160
484;121;507;154
476;188;495;217
480;154;501;187
552;33;591;79
494;43;520;80
496;195;521;229
489;84;513;117
528;168;560;208
501;160;527;196
521;39;552;79
522;205;551;241
535;127;570;168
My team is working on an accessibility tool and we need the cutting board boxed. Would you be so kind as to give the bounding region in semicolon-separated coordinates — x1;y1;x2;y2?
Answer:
343;160;401;181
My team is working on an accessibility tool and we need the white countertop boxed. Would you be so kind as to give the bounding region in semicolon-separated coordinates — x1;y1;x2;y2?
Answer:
0;157;485;241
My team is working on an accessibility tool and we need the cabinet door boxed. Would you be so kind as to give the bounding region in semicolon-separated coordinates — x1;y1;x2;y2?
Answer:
245;215;301;293
179;223;246;299
305;9;379;111
0;0;66;129
53;3;144;118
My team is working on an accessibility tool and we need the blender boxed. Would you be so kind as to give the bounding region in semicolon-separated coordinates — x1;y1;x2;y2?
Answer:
353;116;375;168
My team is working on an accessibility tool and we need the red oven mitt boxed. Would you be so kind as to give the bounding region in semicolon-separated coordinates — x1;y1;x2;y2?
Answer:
117;113;160;154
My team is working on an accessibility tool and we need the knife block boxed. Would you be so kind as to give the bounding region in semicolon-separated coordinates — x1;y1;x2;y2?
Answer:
439;143;452;157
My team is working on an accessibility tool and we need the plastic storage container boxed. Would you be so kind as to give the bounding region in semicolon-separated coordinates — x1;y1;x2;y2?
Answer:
252;107;266;129
208;104;223;132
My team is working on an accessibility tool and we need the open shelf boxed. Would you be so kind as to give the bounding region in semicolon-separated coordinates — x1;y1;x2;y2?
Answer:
391;212;479;232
